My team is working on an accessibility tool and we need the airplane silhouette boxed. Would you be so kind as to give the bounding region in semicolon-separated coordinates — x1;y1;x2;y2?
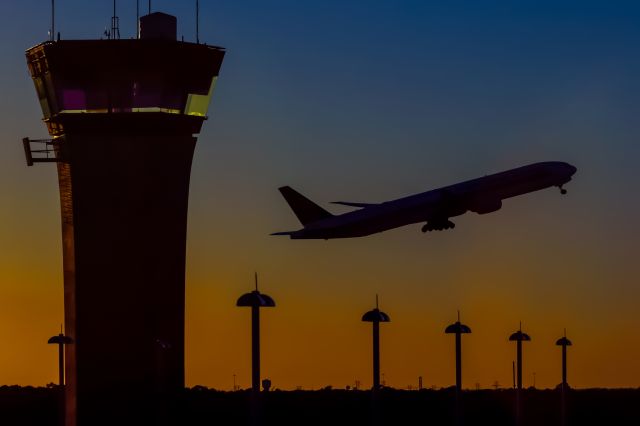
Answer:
272;161;577;239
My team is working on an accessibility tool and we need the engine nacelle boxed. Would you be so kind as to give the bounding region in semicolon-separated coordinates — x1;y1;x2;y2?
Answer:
471;199;502;214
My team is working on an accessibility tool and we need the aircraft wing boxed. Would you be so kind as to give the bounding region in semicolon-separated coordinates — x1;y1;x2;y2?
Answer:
331;201;378;208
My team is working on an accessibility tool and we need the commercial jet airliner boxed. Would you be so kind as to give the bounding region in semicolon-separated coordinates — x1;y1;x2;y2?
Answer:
272;161;577;239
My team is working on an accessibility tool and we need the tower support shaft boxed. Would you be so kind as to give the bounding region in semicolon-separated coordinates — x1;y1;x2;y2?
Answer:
60;127;196;426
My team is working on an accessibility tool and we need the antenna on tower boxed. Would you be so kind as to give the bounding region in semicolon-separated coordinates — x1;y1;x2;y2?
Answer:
254;272;258;291
136;0;139;39
50;0;55;41
110;0;120;40
196;0;200;44
148;0;151;14
375;294;379;309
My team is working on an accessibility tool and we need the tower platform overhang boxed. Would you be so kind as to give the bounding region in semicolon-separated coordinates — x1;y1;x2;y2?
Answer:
26;39;225;135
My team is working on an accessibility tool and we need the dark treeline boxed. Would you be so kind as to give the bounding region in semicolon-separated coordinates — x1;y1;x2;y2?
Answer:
1;385;638;425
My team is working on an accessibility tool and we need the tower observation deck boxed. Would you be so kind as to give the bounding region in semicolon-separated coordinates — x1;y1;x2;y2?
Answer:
24;12;224;426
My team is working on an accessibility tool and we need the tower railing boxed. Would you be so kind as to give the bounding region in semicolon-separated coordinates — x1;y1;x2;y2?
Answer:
22;137;61;166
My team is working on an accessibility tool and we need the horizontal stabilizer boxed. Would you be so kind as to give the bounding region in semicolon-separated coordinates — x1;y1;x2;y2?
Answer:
270;231;295;236
331;201;377;208
278;186;334;226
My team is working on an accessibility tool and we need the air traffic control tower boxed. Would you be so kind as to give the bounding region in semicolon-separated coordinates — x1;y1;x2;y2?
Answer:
24;12;224;426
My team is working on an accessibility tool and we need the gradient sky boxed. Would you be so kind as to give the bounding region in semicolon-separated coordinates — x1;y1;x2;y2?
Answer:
1;0;639;390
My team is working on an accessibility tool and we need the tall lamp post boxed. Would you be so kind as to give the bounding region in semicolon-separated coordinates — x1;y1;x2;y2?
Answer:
556;330;572;426
509;323;531;426
361;295;391;392
445;311;471;425
48;330;73;386
236;274;276;394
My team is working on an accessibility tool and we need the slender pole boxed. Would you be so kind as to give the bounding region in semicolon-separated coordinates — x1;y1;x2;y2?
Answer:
57;336;65;426
562;344;568;389
372;321;380;391
516;340;522;390
515;340;522;426
371;320;381;426
51;0;55;41
112;0;116;39
58;342;64;386
148;0;151;14
196;0;200;44
251;305;260;393
455;332;462;392
561;344;567;426
454;330;463;425
136;0;139;39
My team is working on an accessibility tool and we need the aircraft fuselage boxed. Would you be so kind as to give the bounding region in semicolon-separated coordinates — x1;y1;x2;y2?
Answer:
275;161;577;239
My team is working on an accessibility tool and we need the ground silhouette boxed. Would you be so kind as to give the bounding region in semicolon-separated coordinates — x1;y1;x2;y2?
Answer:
1;385;638;425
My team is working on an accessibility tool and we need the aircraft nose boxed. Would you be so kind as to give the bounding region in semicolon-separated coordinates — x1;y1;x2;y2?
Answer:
566;163;577;176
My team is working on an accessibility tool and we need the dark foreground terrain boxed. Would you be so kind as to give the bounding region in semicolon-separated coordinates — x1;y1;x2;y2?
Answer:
1;385;638;425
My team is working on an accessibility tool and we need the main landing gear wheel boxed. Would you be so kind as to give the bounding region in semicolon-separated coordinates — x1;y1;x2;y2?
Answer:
559;185;567;195
422;220;456;233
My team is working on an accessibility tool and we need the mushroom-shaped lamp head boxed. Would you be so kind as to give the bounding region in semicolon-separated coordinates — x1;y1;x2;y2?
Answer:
48;334;73;345
556;337;572;346
362;308;391;323
445;311;471;334
362;295;390;322
509;331;531;342
236;291;276;308
237;273;276;308
445;322;471;334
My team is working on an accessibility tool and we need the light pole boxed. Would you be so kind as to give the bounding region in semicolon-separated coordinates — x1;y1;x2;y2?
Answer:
236;273;276;394
556;330;572;426
445;311;471;425
509;322;531;426
361;295;391;392
48;331;73;386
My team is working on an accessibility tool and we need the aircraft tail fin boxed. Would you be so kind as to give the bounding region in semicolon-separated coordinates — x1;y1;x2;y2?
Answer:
278;186;334;226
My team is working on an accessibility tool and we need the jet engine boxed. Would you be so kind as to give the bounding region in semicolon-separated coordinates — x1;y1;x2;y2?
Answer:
471;199;502;214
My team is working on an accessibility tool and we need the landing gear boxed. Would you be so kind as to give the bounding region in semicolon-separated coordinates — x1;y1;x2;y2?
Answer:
559;185;567;195
422;220;455;233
